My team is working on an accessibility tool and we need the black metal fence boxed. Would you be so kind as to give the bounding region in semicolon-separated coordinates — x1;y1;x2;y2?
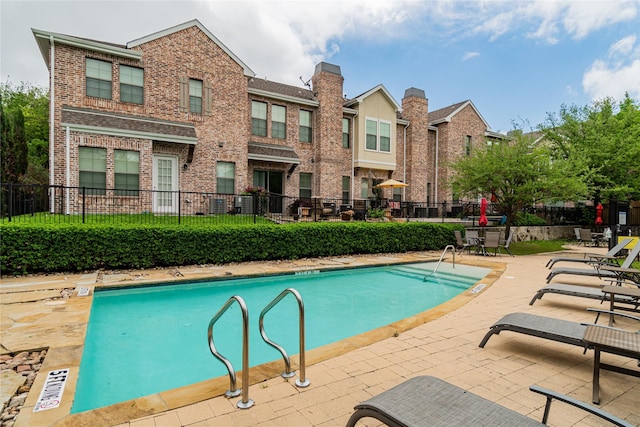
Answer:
1;183;636;228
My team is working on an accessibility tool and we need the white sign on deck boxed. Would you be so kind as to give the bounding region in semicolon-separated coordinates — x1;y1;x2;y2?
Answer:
33;369;69;412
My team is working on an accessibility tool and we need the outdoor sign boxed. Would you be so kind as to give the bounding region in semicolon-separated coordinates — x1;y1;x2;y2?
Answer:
33;369;69;412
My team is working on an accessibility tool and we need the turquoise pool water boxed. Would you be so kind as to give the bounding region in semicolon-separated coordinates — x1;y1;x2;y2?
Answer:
72;262;490;413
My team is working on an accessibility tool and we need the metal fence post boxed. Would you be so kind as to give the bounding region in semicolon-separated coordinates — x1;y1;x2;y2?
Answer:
178;190;182;224
82;187;86;223
8;183;13;222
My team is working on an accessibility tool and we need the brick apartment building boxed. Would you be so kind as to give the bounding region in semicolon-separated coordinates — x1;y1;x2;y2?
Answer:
32;19;505;216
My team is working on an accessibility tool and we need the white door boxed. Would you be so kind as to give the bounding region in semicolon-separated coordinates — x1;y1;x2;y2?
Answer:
152;155;178;214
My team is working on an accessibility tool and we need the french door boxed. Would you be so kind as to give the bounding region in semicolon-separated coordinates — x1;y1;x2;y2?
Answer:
152;155;178;214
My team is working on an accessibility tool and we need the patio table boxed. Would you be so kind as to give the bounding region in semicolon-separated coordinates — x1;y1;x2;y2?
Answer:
583;325;640;404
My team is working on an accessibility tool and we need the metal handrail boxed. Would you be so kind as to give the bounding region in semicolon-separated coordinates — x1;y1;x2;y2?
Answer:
207;295;254;409
259;288;310;388
424;244;456;280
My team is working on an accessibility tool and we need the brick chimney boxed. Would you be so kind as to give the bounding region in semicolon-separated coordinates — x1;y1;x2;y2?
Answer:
401;88;429;201
311;62;346;197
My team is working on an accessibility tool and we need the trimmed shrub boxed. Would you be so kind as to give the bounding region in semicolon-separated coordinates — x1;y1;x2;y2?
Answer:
0;222;462;275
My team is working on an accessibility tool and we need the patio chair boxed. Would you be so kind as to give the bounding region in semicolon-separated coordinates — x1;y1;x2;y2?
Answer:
498;229;515;257
575;227;583;245
454;230;474;254
546;243;640;284
346;375;632;427
481;231;501;256
580;228;599;247
479;311;640;353
545;238;632;269
465;229;479;253
529;283;640;309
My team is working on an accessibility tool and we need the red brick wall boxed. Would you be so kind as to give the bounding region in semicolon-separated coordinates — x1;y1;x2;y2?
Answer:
51;26;249;195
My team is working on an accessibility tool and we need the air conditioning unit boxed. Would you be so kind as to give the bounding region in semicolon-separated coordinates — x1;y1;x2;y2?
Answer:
209;198;226;214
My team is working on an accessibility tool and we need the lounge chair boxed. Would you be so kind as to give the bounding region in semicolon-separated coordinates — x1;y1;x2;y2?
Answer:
529;283;640;309
478;311;639;354
546;243;640;284
545;238;632;269
346;375;632;426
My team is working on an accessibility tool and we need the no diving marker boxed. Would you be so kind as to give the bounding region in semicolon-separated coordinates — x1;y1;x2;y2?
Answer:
33;369;69;412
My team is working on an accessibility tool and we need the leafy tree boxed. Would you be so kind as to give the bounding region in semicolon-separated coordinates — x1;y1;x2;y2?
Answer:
0;82;49;184
540;94;640;203
448;132;588;235
1;94;28;184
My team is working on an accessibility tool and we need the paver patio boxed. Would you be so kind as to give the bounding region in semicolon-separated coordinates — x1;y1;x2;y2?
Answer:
1;245;639;426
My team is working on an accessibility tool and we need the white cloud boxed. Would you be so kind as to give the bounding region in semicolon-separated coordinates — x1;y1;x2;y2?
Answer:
462;51;480;61
430;0;639;44
583;34;640;101
202;1;423;85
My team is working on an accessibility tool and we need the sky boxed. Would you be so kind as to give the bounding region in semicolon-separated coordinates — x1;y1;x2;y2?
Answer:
1;0;639;133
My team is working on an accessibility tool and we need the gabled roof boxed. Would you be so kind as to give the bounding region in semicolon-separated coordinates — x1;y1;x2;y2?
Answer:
248;77;318;106
32;28;142;67
344;84;401;113
127;19;254;77
33;20;255;77
429;100;490;130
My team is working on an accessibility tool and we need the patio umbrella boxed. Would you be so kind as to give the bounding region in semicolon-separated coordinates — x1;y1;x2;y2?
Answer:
374;179;409;188
478;197;488;227
595;202;603;225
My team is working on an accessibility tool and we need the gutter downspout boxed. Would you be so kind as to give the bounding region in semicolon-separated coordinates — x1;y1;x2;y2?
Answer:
351;111;358;203
403;122;408;200
434;126;439;205
49;36;55;213
65;126;70;215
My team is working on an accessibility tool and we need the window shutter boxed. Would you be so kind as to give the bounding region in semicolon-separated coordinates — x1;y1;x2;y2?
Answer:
179;76;188;113
204;81;212;116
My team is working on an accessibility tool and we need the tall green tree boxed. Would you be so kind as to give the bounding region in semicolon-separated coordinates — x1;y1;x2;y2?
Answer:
448;132;588;235
1;93;28;184
540;94;640;202
0;82;49;184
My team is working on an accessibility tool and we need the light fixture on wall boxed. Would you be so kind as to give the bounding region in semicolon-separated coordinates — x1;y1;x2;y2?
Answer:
218;141;225;147
183;163;188;170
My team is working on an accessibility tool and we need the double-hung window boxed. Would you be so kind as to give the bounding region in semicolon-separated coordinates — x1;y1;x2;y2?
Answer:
252;101;267;137
120;66;144;104
299;110;312;143
464;135;471;156
342;176;350;203
342;118;350;148
366;119;377;150
114;150;140;196
86;58;112;99
189;79;203;114
366;118;392;152
79;147;107;195
299;173;312;199
380;122;391;152
272;105;286;139
216;162;235;194
360;178;369;199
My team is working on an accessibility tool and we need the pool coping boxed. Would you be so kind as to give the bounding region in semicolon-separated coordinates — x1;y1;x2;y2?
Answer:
5;253;505;427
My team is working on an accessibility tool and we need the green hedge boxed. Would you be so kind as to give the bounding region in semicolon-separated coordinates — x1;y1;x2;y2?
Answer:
0;222;462;275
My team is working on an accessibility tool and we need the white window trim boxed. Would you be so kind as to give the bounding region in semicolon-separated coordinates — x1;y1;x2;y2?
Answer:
364;117;392;153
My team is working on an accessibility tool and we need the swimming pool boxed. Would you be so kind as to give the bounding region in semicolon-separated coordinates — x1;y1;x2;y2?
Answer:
72;262;490;413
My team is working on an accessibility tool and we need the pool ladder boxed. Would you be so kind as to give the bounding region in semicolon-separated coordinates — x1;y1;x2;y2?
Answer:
207;288;309;409
424;244;456;280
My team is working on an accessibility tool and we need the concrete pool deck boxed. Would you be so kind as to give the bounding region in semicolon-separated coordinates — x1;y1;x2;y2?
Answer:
1;246;639;426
